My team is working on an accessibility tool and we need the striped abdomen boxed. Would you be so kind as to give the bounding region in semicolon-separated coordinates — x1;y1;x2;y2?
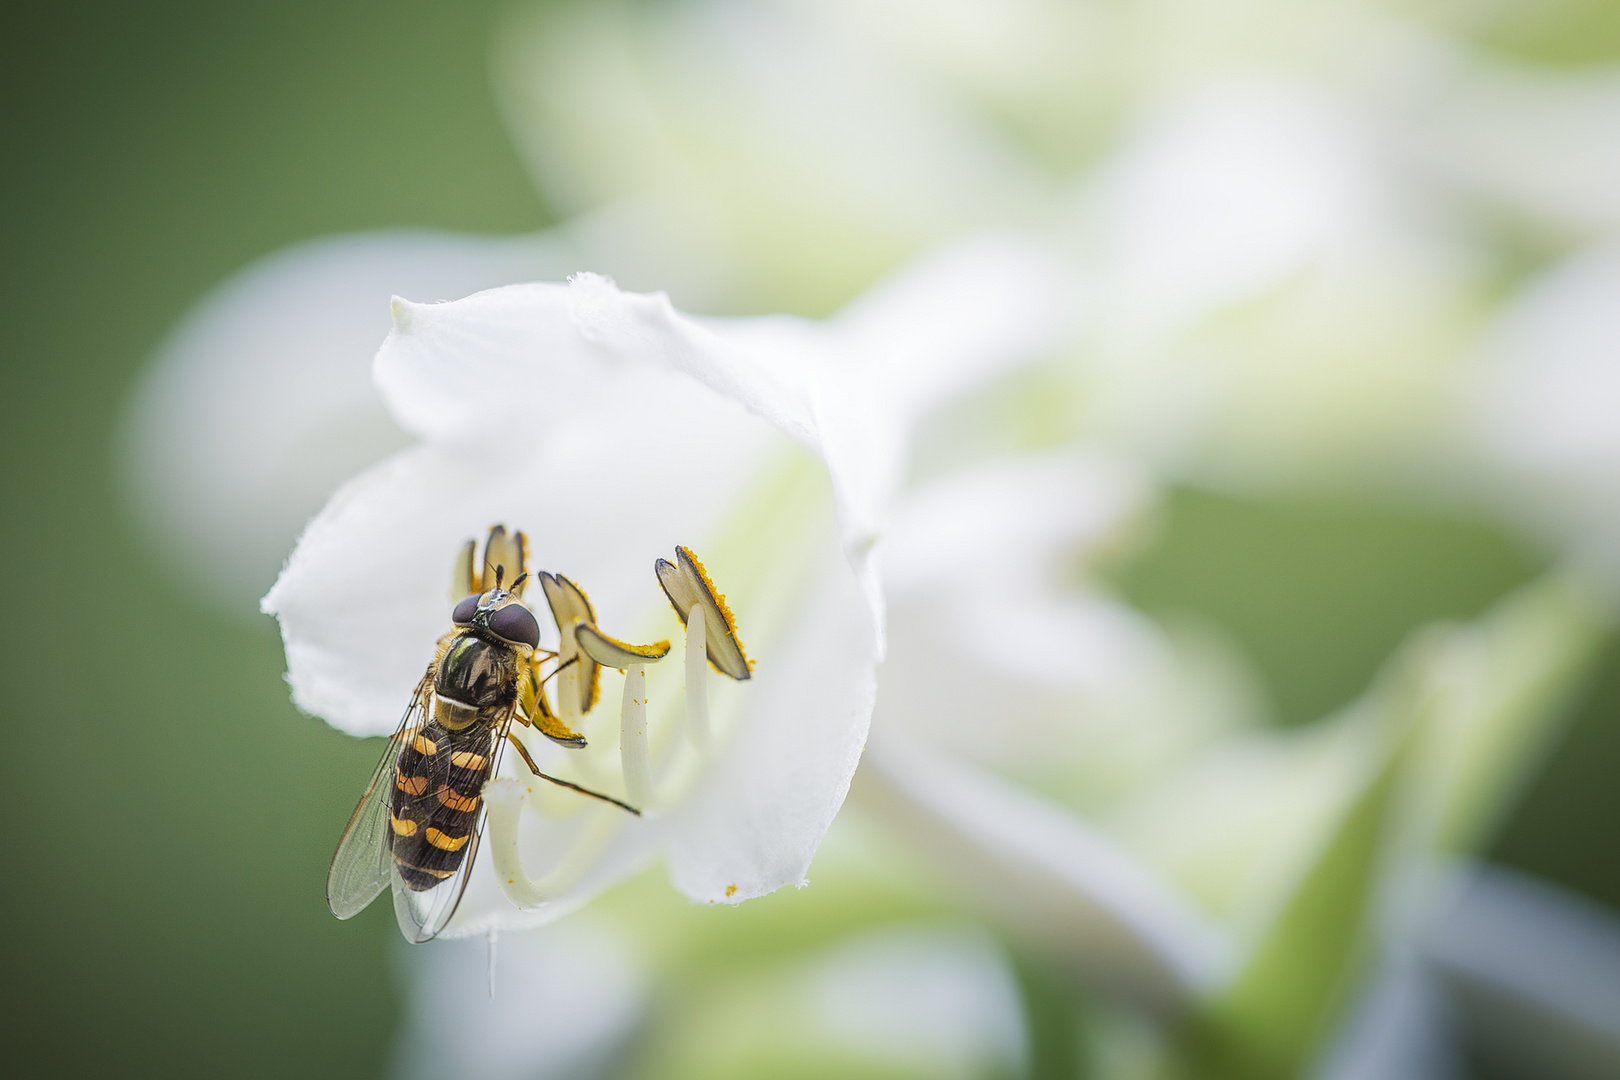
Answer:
389;720;496;891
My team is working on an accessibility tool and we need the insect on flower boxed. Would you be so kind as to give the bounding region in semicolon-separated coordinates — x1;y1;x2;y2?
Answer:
326;524;750;942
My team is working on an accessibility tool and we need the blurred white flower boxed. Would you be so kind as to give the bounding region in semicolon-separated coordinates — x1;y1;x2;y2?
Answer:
1468;239;1620;586
124;231;585;614
495;0;1620;503
857;439;1607;1060
393;917;646;1080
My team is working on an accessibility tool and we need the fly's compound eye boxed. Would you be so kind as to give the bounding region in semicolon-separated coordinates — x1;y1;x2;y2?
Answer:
451;593;480;625
487;602;540;649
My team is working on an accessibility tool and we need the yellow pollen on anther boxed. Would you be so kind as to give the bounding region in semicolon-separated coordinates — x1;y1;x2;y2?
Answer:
681;546;747;652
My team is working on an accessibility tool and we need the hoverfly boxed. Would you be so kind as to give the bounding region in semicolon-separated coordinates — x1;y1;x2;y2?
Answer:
326;525;639;942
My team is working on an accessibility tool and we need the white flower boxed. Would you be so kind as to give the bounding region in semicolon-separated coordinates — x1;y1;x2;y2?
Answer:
496;0;1620;500
855;443;1608;1046
121;2;1620;1068
255;238;1062;936
394;917;646;1080
1467;238;1620;587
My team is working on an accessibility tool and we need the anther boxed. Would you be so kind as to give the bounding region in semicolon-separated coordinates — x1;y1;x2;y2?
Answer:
684;612;710;753
655;546;751;680
539;572;602;718
656;546;752;753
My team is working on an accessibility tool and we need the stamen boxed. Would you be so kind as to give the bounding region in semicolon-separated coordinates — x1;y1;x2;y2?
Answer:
451;539;476;601
655;546;752;680
484;776;628;910
685;612;710;753
482;525;527;595
483;779;553;909
558;623;582;726
619;663;654;807
576;623;671;668
567;624;667;804
539;572;602;716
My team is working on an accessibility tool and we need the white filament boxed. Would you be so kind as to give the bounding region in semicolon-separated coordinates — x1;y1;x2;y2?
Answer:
484;778;553;909
485;616;695;920
486;930;497;998
684;612;711;752
619;663;653;808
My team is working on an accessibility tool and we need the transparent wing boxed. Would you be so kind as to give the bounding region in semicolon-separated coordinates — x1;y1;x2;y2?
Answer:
327;675;429;920
389;716;512;943
391;828;482;943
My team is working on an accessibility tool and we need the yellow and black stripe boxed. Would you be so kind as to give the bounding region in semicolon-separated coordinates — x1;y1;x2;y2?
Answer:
389;718;495;891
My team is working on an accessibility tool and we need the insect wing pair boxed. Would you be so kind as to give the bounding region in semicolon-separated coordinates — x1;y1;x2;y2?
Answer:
326;674;500;943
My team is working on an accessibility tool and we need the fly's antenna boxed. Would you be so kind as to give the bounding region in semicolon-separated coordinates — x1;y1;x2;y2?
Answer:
509;572;529;594
493;564;506;590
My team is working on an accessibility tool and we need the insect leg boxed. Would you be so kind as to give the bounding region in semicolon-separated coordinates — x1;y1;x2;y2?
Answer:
503;730;640;816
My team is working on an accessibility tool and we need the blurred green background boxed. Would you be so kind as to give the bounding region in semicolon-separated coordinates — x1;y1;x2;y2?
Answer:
2;2;1615;1077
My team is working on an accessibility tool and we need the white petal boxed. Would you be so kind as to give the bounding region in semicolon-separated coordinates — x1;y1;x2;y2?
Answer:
1469;239;1620;579
495;0;1049;312
872;449;1241;801
822;233;1069;425
261;405;778;736
123;229;589;614
804;926;1028;1078
1421;864;1620;1074
375;243;1066;651
1395;36;1620;230
878;450;1150;599
1087;77;1373;339
661;540;878;903
377;275;817;454
854;733;1232;1009
393;918;646;1080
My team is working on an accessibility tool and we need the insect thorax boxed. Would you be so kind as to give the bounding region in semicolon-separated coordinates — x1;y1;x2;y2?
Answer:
432;633;518;731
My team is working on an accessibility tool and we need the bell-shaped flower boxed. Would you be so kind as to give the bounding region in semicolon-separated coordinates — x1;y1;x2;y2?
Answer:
258;236;1064;937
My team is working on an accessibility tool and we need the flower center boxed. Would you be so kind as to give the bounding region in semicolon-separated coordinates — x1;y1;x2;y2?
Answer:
448;527;752;911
